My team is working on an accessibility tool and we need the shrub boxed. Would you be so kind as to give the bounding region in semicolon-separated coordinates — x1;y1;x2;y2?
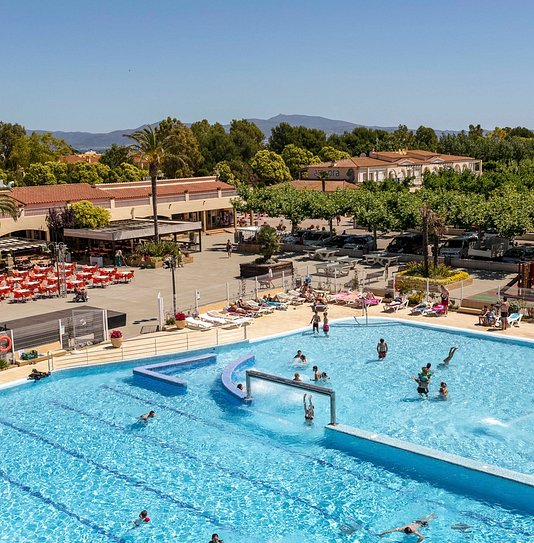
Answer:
165;317;176;326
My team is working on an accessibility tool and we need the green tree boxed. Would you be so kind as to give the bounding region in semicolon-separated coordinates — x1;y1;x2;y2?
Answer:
230;119;264;162
23;163;57;185
281;145;320;178
127;124;192;241
69;200;111;229
0;122;26;171
99;143;132;169
69;162;103;184
268;123;327;155
392;124;415;149
190;120;236;173
12;132;72;172
250;150;292;185
157;117;203;179
213;161;236;185
257;226;280;262
317;146;350;162
114;163;144;183
468;124;484;140
414;126;438;151
46;162;68;184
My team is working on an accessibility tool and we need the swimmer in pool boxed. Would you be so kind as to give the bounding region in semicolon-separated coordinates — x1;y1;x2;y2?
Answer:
293;373;302;381
303;394;314;421
320;372;330;380
439;382;448;397
377;514;435;542
139;411;156;423
311;365;321;381
130;510;150;528
442;347;458;365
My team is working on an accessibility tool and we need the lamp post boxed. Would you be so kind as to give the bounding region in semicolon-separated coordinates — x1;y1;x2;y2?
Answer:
44;242;68;298
164;255;177;315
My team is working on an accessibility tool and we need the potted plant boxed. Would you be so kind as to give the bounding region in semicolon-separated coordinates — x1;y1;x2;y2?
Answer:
163;316;176;331
175;312;187;330
110;330;123;348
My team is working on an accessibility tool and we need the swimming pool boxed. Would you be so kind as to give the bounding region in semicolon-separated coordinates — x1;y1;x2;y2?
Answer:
232;318;534;476
0;320;533;542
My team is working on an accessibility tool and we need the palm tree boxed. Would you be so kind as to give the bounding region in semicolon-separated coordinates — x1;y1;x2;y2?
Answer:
0;190;18;221
126;125;188;242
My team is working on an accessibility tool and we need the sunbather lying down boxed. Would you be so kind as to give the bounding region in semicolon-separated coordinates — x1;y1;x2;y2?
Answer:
384;296;404;308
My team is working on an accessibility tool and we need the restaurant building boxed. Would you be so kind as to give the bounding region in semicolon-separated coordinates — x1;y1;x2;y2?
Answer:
0;176;237;241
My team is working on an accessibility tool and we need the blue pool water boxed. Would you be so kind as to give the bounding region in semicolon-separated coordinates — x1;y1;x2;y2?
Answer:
0;320;533;542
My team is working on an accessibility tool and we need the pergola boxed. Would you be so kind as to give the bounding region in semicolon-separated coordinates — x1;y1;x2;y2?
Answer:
64;219;204;252
0;236;46;255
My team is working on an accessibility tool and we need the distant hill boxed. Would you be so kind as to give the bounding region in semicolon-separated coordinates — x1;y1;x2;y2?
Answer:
30;115;461;152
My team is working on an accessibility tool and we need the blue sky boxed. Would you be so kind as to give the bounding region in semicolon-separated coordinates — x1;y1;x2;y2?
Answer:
2;0;533;133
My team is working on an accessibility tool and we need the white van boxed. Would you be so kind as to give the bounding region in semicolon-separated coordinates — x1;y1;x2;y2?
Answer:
439;236;472;259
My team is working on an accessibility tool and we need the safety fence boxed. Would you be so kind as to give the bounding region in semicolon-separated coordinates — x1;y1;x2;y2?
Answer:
1;309;107;364
169;264;359;317
47;324;247;372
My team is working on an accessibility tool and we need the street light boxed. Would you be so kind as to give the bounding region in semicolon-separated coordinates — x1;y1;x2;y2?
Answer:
163;255;177;315
43;242;68;298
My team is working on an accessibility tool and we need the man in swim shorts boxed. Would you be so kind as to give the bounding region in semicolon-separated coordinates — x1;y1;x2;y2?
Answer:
139;411;156;424
377;514;435;541
377;338;388;359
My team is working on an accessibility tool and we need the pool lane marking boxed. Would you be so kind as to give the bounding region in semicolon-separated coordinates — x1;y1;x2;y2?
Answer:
50;401;335;523
99;386;534;538
0;417;235;533
0;468;126;543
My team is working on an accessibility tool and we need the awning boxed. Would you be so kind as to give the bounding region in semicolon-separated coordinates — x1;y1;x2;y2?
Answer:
0;237;45;254
64;219;202;242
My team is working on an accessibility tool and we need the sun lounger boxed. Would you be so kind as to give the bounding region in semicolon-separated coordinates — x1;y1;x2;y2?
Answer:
207;311;254;325
410;301;435;315
327;289;351;301
198;313;228;325
382;298;409;313
494;312;522;328
277;292;305;305
185;317;214;330
423;304;445;317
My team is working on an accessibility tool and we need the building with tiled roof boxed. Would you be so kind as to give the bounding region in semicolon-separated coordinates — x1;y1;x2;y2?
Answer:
299;149;482;186
1;176;237;240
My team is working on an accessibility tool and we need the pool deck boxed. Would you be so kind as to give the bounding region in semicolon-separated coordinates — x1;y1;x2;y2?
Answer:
2;301;534;388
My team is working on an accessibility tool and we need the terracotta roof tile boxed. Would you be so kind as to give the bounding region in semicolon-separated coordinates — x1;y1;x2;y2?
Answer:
12;184;110;206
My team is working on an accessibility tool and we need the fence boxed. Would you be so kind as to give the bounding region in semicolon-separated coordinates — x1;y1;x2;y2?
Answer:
168;263;360;317
47;325;247;371
3;309;107;363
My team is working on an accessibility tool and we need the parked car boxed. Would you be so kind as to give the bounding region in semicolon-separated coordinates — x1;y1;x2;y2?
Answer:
280;230;307;244
501;245;534;263
439;236;472;259
386;233;423;254
322;234;375;252
343;235;375;252
302;231;331;246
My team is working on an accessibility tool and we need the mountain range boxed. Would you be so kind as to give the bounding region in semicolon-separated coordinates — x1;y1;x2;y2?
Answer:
30;114;461;152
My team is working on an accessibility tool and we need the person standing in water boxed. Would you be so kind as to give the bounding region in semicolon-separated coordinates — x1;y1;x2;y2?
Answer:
322;314;329;336
377;338;388;359
303;394;314;421
310;312;321;333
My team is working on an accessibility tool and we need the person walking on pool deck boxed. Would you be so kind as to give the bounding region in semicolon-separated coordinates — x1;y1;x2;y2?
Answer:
310;311;321;333
303;393;314;421
226;239;232;258
377;338;388;359
440;285;450;316
377;514;435;542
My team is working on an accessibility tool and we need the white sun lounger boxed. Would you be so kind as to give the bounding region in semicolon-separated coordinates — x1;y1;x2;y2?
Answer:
185;317;214;330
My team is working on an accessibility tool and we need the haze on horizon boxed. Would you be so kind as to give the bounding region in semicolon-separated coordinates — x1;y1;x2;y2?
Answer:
3;0;533;134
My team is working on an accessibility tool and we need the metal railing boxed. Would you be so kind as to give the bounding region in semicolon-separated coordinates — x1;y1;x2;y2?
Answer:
47;325;247;372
